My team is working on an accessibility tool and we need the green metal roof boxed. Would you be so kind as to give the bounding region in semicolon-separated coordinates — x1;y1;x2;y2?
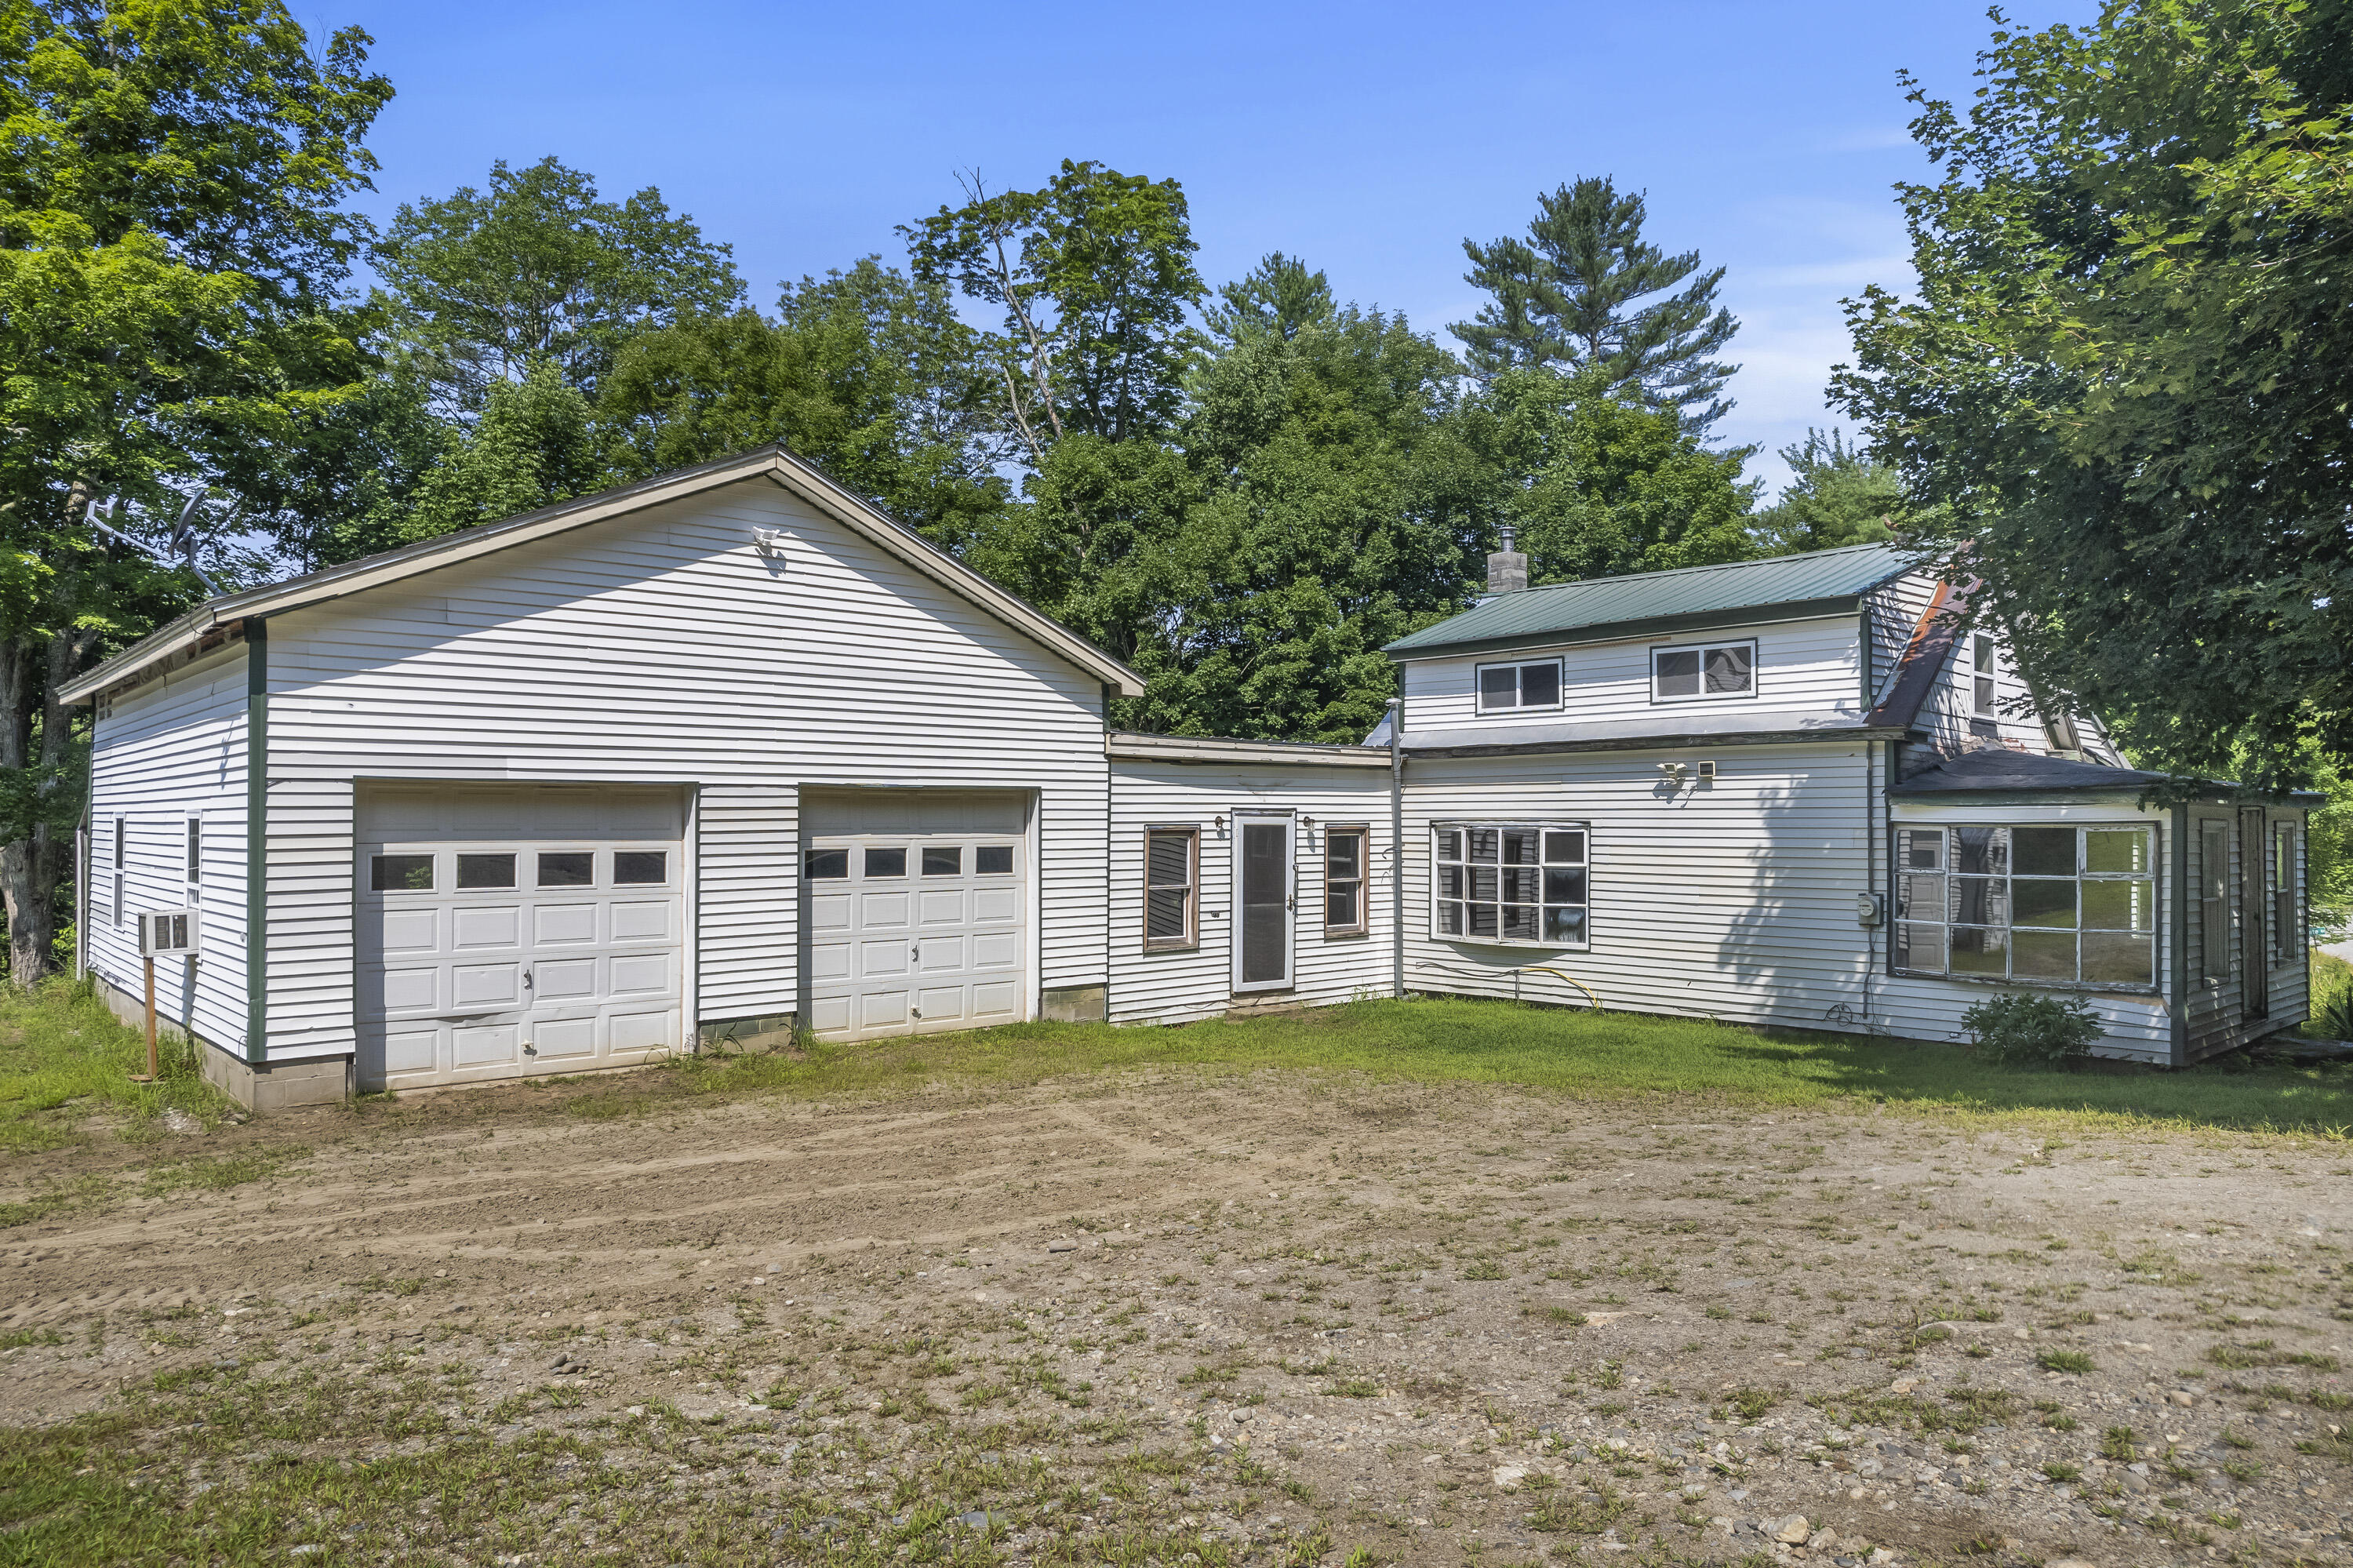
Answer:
1383;542;1918;658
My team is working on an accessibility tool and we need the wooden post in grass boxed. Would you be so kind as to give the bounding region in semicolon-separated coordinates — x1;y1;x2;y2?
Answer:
136;954;158;1083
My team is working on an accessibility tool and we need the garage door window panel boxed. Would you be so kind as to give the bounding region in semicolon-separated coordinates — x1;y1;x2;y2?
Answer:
537;852;593;887
457;853;515;890
373;853;435;892
613;850;667;884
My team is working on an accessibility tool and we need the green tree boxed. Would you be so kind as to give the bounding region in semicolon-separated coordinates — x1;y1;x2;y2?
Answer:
901;161;1204;460
0;0;390;983
1831;0;2353;787
1460;369;1760;584
395;361;598;547
371;155;744;413
1202;250;1336;345
1453;177;1740;431
596;258;1010;553
1750;429;1904;555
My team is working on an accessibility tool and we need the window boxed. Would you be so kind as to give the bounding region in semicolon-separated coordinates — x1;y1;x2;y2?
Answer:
805;848;849;879
1324;827;1369;935
2272;822;2297;966
536;851;593;887
1652;641;1754;701
1971;634;1998;717
1893;824;2156;988
1476;660;1562;713
1144;828;1197;950
975;845;1014;875
2200;820;2230;984
185;818;202;886
1433;824;1587;946
371;853;435;892
922;846;962;876
614;850;667;884
112;817;124;928
456;853;515;889
864;846;907;878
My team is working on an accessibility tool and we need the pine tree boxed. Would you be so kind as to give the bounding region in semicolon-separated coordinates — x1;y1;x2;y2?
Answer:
1750;429;1904;555
1453;177;1739;433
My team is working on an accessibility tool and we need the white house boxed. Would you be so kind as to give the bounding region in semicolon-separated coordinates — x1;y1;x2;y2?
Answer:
61;446;2314;1109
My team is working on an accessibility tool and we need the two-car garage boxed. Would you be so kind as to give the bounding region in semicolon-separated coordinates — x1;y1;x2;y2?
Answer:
355;783;1034;1089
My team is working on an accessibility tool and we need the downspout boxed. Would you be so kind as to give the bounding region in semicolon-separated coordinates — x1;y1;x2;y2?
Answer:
1101;682;1115;1024
1387;697;1404;1000
1862;738;1877;1029
2169;802;2188;1067
245;620;267;1065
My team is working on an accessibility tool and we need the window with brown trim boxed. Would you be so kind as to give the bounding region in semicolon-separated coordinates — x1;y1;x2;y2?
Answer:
1144;827;1198;950
1324;827;1369;935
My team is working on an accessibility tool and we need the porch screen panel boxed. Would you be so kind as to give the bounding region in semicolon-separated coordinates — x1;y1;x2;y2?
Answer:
1893;824;2155;989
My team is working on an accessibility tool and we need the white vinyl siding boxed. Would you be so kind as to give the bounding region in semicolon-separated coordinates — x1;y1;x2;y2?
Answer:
1107;759;1390;1025
84;642;250;1053
1398;614;1866;735
184;476;1107;1065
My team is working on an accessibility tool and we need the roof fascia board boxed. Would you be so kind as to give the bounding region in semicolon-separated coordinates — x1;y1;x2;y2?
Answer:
1385;598;1867;664
1403;724;1911;759
1107;733;1390;767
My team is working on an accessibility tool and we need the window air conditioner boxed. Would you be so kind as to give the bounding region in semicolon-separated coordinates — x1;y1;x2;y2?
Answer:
138;909;200;958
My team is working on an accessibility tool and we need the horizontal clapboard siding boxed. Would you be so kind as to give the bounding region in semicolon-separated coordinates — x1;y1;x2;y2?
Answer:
2182;805;2308;1061
1402;744;1882;1026
86;644;250;1053
1108;760;1392;1025
1867;573;1937;700
1401;614;1866;734
256;477;1108;1060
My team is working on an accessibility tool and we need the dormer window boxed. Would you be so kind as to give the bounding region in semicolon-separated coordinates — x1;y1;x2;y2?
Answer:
1476;659;1562;713
1652;640;1755;701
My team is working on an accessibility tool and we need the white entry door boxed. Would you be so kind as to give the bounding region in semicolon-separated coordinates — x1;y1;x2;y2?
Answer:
1232;813;1295;993
357;784;686;1090
804;791;1028;1042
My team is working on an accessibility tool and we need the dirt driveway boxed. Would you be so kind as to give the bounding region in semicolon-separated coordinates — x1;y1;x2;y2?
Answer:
4;1067;2351;1566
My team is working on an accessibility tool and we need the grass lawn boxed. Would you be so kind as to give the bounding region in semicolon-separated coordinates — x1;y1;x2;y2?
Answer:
0;981;227;1156
577;990;2353;1139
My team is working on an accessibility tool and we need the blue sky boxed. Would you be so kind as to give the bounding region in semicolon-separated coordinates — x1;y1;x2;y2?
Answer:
331;0;2091;497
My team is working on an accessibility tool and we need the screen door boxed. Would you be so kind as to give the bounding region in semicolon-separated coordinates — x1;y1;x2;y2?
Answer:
1232;816;1294;993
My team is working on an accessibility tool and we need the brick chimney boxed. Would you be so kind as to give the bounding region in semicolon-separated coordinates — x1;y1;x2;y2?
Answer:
1486;524;1528;596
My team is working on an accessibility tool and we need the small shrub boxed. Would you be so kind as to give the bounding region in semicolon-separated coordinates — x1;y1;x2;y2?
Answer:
2036;1348;2096;1374
1961;992;2104;1067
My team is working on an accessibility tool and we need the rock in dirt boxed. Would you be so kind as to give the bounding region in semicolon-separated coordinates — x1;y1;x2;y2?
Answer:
1046;1240;1077;1253
1773;1515;1811;1544
162;1108;202;1137
1492;1464;1527;1489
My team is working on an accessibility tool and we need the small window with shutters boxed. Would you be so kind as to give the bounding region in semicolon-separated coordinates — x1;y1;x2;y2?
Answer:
1144;827;1198;951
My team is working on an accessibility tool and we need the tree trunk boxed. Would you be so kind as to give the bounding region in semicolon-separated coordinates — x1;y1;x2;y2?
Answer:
0;631;40;988
0;626;93;989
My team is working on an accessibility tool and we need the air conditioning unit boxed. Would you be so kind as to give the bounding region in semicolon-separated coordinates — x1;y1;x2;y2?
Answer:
138;909;200;957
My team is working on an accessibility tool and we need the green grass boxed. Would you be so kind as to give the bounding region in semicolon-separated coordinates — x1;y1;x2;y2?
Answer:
0;980;227;1153
564;995;2353;1138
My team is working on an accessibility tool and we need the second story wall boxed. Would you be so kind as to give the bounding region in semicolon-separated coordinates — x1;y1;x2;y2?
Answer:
1398;612;1867;734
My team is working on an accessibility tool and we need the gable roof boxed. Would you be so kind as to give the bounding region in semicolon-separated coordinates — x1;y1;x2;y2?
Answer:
1382;542;1918;660
59;445;1146;704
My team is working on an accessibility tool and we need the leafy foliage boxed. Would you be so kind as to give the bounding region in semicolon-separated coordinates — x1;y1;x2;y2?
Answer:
1832;0;2353;788
369;155;744;413
1959;992;2103;1068
1751;429;1908;555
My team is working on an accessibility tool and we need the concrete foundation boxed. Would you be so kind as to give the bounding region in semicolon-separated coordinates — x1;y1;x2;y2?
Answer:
89;971;351;1110
1040;984;1107;1024
698;1011;798;1053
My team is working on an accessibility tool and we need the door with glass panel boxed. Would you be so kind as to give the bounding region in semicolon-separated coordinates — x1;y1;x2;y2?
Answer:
1231;815;1294;993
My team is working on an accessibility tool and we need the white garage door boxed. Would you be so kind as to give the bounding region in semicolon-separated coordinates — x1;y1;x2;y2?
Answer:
804;791;1028;1042
357;784;686;1090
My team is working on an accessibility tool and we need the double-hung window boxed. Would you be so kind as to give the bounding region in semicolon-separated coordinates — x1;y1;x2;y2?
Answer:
1973;635;1998;717
111;817;125;927
184;817;202;902
1323;827;1368;935
1432;824;1587;946
1144;827;1198;950
1652;641;1754;700
1893;824;2157;989
1476;659;1560;713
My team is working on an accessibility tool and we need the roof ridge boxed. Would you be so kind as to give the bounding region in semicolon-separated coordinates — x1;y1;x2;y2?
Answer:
1505;541;1905;597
